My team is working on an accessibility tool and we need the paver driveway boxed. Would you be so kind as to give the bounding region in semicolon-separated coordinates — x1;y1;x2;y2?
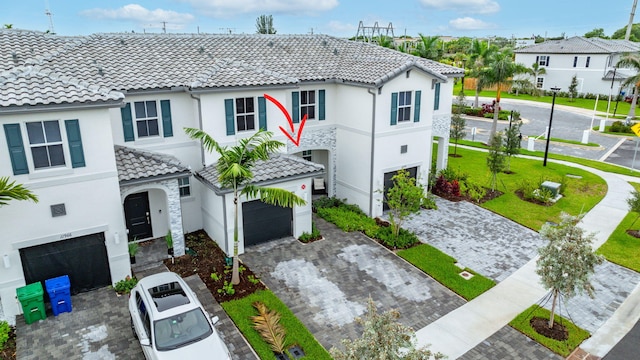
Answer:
240;215;466;350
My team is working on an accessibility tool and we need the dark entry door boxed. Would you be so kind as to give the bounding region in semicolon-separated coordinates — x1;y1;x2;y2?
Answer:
242;200;293;246
383;167;418;211
124;192;152;240
20;233;111;294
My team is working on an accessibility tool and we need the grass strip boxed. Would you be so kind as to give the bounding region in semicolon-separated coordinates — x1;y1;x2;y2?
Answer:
222;290;332;360
509;305;590;357
397;244;495;300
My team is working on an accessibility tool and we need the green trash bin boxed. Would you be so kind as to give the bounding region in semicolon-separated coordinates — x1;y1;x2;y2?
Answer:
16;282;46;324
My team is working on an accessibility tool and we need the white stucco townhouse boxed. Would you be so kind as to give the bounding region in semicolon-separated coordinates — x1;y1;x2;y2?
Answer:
515;36;640;97
0;29;462;322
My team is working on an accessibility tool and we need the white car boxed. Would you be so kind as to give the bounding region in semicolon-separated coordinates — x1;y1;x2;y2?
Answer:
128;272;232;360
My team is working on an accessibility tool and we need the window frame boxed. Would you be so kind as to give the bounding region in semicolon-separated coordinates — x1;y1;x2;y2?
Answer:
178;177;191;197
133;101;160;138
302;150;312;161
235;97;256;132
397;91;412;123
300;90;316;120
536;77;544;89
25;120;66;170
538;55;549;66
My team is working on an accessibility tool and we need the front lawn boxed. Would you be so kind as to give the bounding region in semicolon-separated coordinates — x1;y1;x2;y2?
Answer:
397;244;495;300
509;305;590;357
222;290;332;360
446;147;608;230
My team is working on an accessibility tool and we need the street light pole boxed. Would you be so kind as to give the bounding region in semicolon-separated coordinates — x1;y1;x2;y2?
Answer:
543;87;561;167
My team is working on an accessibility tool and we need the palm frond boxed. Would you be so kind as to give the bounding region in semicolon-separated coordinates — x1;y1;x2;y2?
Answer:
184;127;225;155
251;301;288;354
242;185;307;207
0;177;38;206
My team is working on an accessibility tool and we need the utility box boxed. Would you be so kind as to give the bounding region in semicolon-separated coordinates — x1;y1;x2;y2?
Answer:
16;282;46;324
45;275;72;316
541;181;561;198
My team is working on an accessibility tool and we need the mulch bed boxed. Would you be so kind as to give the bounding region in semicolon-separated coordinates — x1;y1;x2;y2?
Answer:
433;188;503;204
530;317;569;341
164;230;265;303
0;326;16;360
626;230;640;238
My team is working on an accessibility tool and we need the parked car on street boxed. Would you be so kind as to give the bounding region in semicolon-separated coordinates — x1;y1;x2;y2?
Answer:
128;272;232;360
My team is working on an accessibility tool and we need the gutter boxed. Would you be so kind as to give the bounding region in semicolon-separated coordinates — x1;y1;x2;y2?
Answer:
188;91;206;167
368;87;377;217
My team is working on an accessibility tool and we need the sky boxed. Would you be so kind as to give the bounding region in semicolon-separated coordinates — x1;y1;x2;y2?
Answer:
2;0;638;39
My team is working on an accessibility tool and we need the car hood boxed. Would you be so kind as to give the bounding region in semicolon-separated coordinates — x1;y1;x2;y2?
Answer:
155;333;231;360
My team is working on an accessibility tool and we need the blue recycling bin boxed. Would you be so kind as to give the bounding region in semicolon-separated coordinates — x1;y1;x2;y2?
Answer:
45;275;72;316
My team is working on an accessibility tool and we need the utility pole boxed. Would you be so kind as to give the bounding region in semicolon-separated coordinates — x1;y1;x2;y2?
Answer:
626;0;638;40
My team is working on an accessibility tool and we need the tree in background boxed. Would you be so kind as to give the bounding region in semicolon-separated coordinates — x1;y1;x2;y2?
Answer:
584;28;608;38
255;15;276;34
412;34;442;61
617;53;640;121
384;169;426;242
330;298;444;360
450;92;467;156
375;35;396;50
3;24;12;29
467;39;496;107
184;128;305;284
612;23;640;41
568;75;579;102
0;177;38;206
536;213;604;329
523;62;546;97
486;131;505;191
503;115;522;172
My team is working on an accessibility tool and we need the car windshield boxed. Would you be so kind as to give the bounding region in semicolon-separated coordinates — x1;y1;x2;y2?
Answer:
154;308;213;351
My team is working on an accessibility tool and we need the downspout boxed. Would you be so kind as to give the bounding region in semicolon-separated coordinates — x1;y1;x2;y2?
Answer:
188;92;206;167
368;87;377;217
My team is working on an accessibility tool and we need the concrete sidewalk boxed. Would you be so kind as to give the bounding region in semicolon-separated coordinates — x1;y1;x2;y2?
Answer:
414;159;636;359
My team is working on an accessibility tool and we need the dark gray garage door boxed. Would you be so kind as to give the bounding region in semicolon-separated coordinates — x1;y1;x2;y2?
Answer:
20;232;112;294
242;200;293;246
383;167;418;211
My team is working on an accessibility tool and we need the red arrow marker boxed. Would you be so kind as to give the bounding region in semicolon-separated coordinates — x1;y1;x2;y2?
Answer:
264;93;307;146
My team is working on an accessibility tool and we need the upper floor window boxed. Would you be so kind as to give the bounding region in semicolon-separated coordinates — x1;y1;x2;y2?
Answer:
300;91;316;120
397;91;412;122
26;121;65;169
134;101;159;138
178;177;191;197
586;56;591;68
302;150;312;161
235;97;255;132
537;55;550;66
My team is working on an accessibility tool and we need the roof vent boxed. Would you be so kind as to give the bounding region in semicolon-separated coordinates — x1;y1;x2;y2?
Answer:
199;46;205;54
333;48;338;55
11;51;18;64
98;66;104;76
120;38;126;45
322;40;327;46
268;41;273;47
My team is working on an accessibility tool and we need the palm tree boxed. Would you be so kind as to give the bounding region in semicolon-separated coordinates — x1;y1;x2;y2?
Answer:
523;62;547;96
483;47;524;143
467;39;497;107
617;52;640;121
255;14;276;34
184;128;306;284
375;36;396;50
0;176;38;206
412;34;441;60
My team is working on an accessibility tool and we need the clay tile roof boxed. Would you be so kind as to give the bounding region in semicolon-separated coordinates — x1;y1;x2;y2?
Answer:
196;153;324;193
0;66;124;108
115;145;190;184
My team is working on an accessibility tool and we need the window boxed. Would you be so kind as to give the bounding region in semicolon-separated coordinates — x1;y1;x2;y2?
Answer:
178;177;191;197
235;97;255;132
573;56;578;67
397;91;412;122
26;120;65;169
134;101;159;138
536;77;544;88
538;55;549;66
586;56;591;68
300;91;316;120
302;150;312;161
434;84;440;111
135;292;151;338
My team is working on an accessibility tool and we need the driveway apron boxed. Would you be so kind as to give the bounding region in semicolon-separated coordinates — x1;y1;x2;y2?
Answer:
240;215;466;350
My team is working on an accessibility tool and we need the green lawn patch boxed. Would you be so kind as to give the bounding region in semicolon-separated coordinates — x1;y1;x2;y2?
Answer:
509;305;590;357
444;146;607;230
397;244;495;300
221;290;332;360
527;136;599;147
597;210;640;272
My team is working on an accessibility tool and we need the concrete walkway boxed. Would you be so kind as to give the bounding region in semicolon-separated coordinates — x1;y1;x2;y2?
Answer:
414;158;636;359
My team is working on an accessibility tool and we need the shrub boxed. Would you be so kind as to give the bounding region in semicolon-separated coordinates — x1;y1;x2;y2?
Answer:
421;193;438;209
374;226;420;249
316;206;377;234
609;121;633;134
434;175;461;197
113;276;138;294
312;196;344;210
298;222;322;243
0;321;10;350
461;179;487;203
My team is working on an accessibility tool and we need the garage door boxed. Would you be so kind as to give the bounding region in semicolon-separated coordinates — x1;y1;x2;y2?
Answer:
242;200;293;246
383;167;418;211
20;232;112;294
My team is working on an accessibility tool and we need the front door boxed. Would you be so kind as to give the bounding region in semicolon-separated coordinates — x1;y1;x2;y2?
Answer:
124;192;152;240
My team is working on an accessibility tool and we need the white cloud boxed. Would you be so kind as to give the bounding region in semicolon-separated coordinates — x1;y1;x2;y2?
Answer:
326;20;356;34
420;0;500;14
81;4;194;28
177;0;339;16
449;17;495;30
